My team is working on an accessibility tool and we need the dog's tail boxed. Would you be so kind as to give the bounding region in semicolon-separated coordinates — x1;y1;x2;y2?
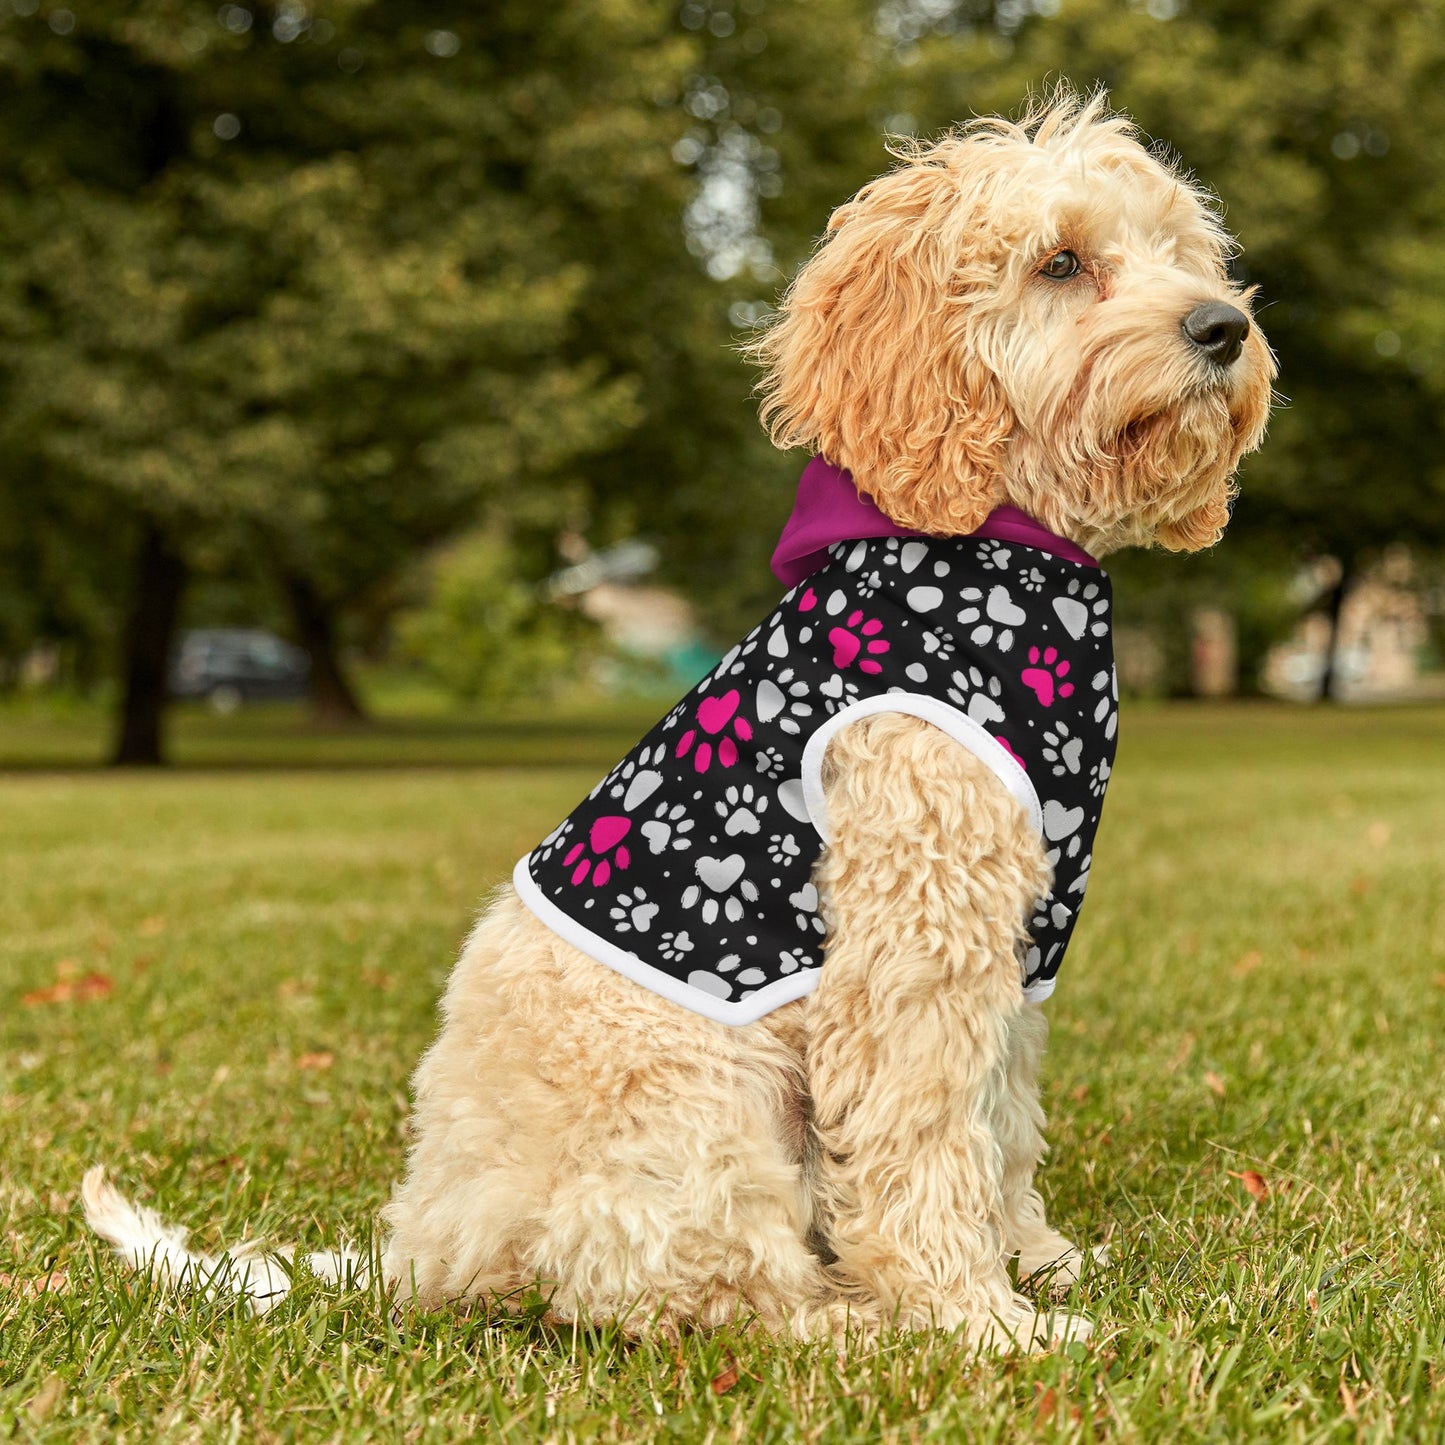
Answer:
81;1165;368;1315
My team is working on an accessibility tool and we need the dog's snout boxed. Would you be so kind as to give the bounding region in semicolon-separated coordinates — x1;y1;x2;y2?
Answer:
1182;302;1250;367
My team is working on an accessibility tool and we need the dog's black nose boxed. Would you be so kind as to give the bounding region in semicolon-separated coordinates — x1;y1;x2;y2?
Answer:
1182;302;1250;367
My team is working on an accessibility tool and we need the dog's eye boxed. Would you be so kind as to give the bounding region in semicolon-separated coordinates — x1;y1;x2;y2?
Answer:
1040;250;1081;280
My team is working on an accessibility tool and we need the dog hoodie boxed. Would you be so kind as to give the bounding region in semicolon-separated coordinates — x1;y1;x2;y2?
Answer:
514;461;1118;1026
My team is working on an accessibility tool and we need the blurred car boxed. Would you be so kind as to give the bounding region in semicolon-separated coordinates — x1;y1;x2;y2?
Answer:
169;629;310;712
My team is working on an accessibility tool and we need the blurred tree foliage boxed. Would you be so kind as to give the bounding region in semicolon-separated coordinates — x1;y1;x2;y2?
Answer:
3;0;1445;754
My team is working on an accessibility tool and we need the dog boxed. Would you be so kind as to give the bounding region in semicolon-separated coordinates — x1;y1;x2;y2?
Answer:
85;90;1273;1351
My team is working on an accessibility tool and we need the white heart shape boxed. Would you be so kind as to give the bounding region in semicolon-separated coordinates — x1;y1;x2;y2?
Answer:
640;820;671;854
789;881;818;911
1043;800;1085;841
696;854;746;892
906;585;943;613
986;586;1026;627
819;675;843;698
778;778;810;821
900;541;929;574
725;808;760;836
767;626;789;658
1061;738;1083;773
623;769;663;811
756;679;784;722
1053;597;1088;640
631;903;659;932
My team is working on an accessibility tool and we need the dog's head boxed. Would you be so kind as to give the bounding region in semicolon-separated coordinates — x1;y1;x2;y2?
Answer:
751;90;1275;555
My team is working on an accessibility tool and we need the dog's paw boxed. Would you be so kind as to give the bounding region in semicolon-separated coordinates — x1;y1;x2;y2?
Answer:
972;1295;1093;1353
1018;1240;1110;1293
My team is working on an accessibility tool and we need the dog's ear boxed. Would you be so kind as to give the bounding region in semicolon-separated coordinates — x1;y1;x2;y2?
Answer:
750;153;1012;535
1154;490;1232;551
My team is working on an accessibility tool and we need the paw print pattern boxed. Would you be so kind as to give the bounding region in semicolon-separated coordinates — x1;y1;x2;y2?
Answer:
1088;756;1111;798
529;530;1117;1014
1053;576;1110;640
1021;646;1074;707
754;745;786;779
605;743;669;811
563;815;632;888
716;783;769;836
816;672;860;713
639;800;694;854
756;669;812;736
682;853;759;925
675;689;753;772
1040;721;1083;776
659;930;693;962
946;665;1005;725
609;888;658;934
828;609;890;674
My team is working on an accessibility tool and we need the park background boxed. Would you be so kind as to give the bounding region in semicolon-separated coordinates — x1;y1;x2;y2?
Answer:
2;2;1444;1442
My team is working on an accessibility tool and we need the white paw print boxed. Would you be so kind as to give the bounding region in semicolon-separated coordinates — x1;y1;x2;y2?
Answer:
716;782;769;836
755;745;786;779
767;832;800;866
1053;576;1110;641
712;628;762;680
788;880;828;937
756;668;813;736
978;541;1013;571
683;854;759;925
1088;756;1111;798
639;800;694;854
659;930;693;962
946;666;1005;725
604;743;668;807
922;629;955;661
1019;566;1047;594
853;569;883;598
1040;720;1084;776
609;888;658;934
817;673;859;713
777;946;811;974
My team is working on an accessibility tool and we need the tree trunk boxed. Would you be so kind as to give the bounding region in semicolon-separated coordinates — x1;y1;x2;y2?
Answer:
112;524;187;766
281;571;366;725
1317;557;1354;703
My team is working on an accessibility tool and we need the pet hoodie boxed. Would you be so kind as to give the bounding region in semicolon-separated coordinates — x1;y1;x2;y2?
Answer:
513;458;1119;1026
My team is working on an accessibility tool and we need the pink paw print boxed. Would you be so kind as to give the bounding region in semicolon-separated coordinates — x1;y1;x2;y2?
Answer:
675;689;753;773
1021;646;1073;707
828;610;889;674
564;816;631;887
798;587;818;613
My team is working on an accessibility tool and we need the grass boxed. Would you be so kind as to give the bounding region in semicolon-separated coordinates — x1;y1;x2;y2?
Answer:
2;700;1444;1442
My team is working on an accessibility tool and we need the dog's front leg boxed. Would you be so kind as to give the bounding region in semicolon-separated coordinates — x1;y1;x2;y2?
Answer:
805;712;1088;1349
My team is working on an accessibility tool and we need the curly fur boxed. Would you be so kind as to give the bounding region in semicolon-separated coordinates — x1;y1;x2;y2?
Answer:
85;88;1272;1353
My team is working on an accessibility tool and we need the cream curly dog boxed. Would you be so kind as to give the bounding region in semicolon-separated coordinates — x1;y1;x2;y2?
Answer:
85;92;1273;1351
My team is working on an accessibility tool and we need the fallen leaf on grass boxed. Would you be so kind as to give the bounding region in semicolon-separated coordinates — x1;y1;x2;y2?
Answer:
711;1357;740;1396
1167;1033;1196;1073
138;915;167;937
1348;875;1372;899
295;1052;334;1071
1034;1386;1058;1424
27;1374;64;1424
1204;1070;1227;1098
1232;950;1263;977
0;1268;70;1299
1433;974;1445;991
21;972;114;1006
1228;1169;1269;1201
361;969;394;992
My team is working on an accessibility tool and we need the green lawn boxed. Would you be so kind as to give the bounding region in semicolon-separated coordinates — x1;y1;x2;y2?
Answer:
2;702;1444;1442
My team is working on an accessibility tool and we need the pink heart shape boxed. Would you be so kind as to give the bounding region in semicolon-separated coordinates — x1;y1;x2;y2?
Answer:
829;627;861;668
697;690;740;735
589;815;632;855
1020;668;1055;707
